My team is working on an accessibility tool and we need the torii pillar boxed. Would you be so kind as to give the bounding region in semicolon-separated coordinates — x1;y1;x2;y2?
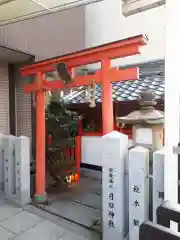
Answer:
101;59;114;135
164;0;180;210
20;35;147;203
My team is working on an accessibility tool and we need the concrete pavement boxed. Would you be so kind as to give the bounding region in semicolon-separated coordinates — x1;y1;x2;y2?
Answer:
0;194;100;240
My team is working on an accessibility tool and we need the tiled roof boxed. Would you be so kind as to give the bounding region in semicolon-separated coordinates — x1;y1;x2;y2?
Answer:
62;60;165;103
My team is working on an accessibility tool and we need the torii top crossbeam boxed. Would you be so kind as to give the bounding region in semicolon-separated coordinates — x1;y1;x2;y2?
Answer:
19;34;148;203
20;34;147;75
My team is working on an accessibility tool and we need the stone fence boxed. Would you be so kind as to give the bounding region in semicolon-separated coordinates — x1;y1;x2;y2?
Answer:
102;131;165;240
0;134;30;207
0;131;168;239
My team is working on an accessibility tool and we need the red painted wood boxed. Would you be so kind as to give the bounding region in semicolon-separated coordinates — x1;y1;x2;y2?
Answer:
75;136;81;183
20;35;147;76
24;67;138;92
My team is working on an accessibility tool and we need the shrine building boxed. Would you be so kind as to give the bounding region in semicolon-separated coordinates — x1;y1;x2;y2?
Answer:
60;59;164;167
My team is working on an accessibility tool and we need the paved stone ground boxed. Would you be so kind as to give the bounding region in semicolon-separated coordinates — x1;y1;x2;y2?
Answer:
0;195;100;240
45;176;101;230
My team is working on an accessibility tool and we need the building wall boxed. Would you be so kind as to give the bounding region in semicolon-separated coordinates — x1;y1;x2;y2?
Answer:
0;1;164;65
0;6;86;61
0;62;32;137
85;0;165;66
0;62;9;134
14;64;32;139
0;2;165;146
15;77;32;139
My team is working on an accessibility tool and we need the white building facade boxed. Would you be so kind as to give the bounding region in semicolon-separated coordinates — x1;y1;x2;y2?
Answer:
0;0;166;164
0;0;165;64
85;0;165;65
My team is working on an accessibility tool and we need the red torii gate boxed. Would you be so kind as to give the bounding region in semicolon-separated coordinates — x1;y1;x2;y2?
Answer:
20;34;148;203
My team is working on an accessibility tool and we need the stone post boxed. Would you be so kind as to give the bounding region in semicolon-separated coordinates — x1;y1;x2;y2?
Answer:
14;136;31;206
3;135;16;198
153;149;164;223
129;146;149;240
0;134;4;190
102;131;128;240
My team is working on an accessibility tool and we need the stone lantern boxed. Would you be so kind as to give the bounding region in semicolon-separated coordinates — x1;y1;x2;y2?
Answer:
117;90;164;151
